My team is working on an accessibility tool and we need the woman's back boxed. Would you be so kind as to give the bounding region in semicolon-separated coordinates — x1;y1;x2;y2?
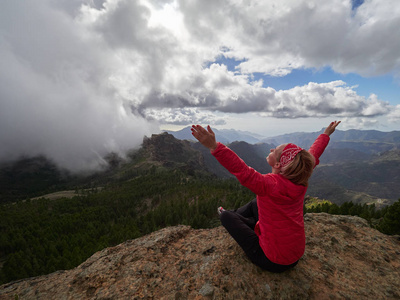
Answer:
256;173;307;265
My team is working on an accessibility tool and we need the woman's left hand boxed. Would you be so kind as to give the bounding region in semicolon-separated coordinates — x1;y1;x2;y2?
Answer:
324;121;341;136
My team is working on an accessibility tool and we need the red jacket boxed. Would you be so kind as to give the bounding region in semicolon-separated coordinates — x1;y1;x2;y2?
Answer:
212;134;330;265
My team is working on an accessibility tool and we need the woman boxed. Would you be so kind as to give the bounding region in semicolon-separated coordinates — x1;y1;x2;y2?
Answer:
191;121;340;272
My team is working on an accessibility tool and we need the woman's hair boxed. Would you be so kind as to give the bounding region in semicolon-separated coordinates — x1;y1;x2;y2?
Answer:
280;150;315;186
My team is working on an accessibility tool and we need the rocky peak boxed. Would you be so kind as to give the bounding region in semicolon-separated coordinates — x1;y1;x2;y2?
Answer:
141;133;204;170
1;213;399;299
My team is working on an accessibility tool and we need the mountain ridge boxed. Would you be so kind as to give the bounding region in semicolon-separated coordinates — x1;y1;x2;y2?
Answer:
165;126;265;144
167;126;400;150
1;131;399;206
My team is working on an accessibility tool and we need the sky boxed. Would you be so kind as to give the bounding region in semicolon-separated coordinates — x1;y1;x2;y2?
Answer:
1;0;400;170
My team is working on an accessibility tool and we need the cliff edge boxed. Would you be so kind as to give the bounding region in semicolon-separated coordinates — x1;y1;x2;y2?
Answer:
1;213;399;299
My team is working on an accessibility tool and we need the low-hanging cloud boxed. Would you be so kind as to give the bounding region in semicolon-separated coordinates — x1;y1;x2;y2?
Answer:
1;0;399;170
0;0;157;171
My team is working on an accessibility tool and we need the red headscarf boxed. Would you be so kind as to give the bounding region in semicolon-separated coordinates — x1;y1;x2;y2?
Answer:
280;143;303;168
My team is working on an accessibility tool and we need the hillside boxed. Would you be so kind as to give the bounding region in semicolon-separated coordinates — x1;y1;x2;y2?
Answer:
165;127;400;206
0;155;73;203
0;142;256;285
167;127;400;155
191;140;275;178
261;129;400;154
165;126;265;144
1;213;399;299
1;131;399;207
308;149;400;206
193;140;400;206
0;132;210;204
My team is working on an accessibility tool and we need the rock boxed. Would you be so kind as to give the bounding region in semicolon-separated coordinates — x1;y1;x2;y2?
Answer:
1;213;400;299
199;283;214;297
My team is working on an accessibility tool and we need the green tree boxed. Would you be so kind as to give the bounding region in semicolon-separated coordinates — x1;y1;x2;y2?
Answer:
328;203;340;215
378;199;400;235
339;202;353;215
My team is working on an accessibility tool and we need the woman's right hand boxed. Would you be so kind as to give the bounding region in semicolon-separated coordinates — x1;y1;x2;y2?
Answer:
191;125;218;151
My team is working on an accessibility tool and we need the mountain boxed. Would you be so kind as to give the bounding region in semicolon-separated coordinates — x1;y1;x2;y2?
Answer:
132;132;206;174
190;138;400;206
263;130;400;205
1;131;399;207
168;127;400;154
205;130;400;206
0;155;73;203
183;128;400;206
262;129;400;154
0;133;210;204
307;149;400;206
165;126;265;144
191;140;275;178
1;213;399;299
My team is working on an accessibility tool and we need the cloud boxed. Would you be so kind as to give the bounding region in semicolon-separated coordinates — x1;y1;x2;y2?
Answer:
387;105;400;122
0;0;158;171
1;0;399;170
339;117;380;130
178;0;400;77
140;78;391;121
143;108;226;125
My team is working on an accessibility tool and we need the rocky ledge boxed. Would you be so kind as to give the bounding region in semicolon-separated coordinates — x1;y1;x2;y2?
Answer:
1;213;400;299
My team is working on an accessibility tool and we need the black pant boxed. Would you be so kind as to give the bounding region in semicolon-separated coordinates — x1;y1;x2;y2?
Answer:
219;198;298;273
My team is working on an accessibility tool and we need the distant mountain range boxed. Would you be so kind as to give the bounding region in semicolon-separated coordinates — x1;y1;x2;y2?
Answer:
165;127;266;144
261;129;400;154
166;126;400;154
1;128;399;207
167;127;400;206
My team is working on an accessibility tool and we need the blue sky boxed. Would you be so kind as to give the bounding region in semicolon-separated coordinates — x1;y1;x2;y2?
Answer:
260;69;399;105
204;46;400;136
213;56;400;105
352;0;365;11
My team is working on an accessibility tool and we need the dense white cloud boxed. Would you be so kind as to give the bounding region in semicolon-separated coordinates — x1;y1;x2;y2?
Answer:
0;0;157;170
339;117;380;130
144;108;227;125
1;0;399;170
388;105;400;122
177;0;400;77
141;79;390;120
